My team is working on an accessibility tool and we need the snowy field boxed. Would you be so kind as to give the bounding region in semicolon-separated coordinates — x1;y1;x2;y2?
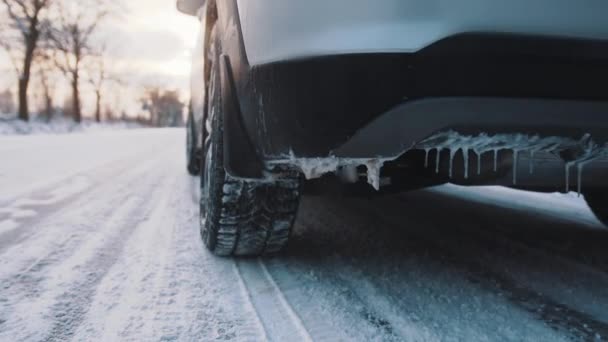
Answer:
1;129;608;341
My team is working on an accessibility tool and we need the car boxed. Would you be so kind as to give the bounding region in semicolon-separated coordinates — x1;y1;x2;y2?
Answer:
178;0;608;256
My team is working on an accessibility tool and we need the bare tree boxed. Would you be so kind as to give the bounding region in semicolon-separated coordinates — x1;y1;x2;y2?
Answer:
0;0;52;121
48;0;111;123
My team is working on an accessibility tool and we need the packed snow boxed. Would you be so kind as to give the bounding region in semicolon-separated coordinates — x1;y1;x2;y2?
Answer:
0;117;143;136
1;129;608;341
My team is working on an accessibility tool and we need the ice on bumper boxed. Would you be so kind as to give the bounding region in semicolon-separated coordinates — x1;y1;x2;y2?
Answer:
268;152;389;191
270;130;608;193
416;130;608;193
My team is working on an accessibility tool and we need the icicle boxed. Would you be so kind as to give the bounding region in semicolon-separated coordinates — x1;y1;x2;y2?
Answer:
365;160;384;191
475;150;481;175
424;148;430;168
565;161;574;193
577;162;584;196
512;150;519;185
449;148;457;178
412;131;606;190
463;147;470;179
529;150;535;174
435;148;442;174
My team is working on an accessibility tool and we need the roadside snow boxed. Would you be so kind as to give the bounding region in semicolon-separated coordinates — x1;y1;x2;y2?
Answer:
0;117;143;135
0;129;176;203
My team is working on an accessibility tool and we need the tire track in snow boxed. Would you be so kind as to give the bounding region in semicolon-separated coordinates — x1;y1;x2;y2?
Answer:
452;221;608;322
0;152;169;291
362;196;608;341
418;188;608;275
0;130;176;205
232;262;270;341
393;190;608;322
421;186;608;282
307;256;423;342
447;229;608;336
72;168;266;341
313;190;608;341
497;228;608;273
0;139;167;207
468;211;608;278
0;142;166;252
0;153;173;342
91;174;204;342
263;254;415;342
235;258;313;342
41;167;176;342
258;260;312;341
294;196;571;342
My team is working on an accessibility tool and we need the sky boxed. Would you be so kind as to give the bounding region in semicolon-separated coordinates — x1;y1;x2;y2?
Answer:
0;0;200;118
107;0;199;90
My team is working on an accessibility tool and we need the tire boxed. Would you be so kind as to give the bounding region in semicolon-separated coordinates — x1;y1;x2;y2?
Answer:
186;107;200;175
199;26;301;256
585;191;608;226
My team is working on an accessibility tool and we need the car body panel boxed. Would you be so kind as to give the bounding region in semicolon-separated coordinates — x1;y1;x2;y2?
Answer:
236;0;608;66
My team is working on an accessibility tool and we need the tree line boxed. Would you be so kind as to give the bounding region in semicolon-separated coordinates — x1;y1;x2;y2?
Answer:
0;0;185;127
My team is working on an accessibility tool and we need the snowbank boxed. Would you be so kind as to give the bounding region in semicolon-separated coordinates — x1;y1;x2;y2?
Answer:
0;116;144;135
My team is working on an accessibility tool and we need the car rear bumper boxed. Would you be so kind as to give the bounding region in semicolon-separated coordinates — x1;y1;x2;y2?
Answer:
232;33;608;190
334;97;608;158
245;34;608;160
265;97;608;192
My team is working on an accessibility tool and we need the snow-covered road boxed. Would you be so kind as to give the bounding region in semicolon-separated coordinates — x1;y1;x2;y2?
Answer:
1;129;608;341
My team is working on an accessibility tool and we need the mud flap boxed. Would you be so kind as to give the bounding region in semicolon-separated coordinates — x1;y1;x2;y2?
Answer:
220;54;264;179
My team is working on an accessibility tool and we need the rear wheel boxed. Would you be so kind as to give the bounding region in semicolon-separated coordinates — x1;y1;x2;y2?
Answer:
585;191;608;226
199;27;301;256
